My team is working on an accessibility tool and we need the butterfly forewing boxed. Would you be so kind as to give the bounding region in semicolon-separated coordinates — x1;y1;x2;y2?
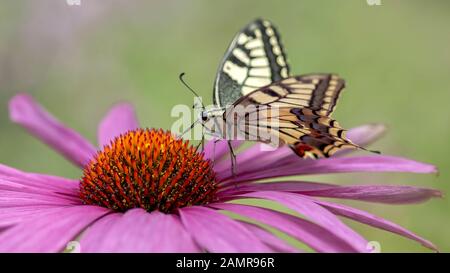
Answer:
213;19;290;107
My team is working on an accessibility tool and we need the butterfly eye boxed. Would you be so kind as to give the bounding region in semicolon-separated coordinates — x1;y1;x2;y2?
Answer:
200;112;208;122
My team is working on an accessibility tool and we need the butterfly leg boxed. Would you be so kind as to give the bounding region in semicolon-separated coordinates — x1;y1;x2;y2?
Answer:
227;140;237;178
201;127;205;152
212;138;221;166
194;139;203;152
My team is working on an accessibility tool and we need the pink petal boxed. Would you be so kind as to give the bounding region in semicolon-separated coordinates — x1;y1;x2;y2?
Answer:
214;143;291;175
219;182;441;204
80;209;200;253
178;206;272;252
0;166;81;214
235;191;369;252
314;199;438;251
209;203;359;252
0;179;80;210
9;94;96;168
0;206;65;228
346;123;386;147
77;213;122;251
220;155;437;183
0;177;79;202
0;190;79;208
0;164;79;198
238;221;300;252
97;103;139;148
0;205;110;252
218;181;334;197
215;123;386;176
303;185;442;204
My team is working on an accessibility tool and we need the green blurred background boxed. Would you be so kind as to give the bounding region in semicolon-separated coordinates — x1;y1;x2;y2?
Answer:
0;0;448;252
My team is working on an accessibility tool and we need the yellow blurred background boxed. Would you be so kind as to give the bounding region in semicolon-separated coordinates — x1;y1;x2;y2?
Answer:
0;0;448;252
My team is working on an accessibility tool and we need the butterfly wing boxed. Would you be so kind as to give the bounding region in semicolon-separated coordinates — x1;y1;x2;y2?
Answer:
234;74;345;116
226;74;371;158
213;18;290;108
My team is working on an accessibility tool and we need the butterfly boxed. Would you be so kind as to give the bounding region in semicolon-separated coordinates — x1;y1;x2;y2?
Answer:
185;18;378;172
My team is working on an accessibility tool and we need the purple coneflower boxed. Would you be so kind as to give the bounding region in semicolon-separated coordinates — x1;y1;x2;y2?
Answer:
0;94;441;252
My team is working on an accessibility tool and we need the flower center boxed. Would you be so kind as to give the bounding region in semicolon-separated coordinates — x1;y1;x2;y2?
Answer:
80;129;218;213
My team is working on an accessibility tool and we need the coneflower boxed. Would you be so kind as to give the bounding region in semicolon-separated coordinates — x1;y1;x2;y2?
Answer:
0;94;440;252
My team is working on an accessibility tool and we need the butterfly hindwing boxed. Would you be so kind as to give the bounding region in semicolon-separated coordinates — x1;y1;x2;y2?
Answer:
238;106;361;158
286;108;358;158
213;18;290;108
225;75;369;158
233;74;345;116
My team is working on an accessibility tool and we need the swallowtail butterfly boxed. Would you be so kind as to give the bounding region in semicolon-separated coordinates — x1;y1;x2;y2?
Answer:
191;18;377;169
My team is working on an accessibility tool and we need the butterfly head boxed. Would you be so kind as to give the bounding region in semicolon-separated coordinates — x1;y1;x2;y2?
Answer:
197;107;227;139
199;108;225;121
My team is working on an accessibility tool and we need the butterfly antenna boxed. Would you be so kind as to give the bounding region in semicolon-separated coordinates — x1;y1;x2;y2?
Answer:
179;72;205;109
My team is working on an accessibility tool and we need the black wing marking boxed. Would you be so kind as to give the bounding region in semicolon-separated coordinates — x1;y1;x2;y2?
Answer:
233;74;345;116
237;106;365;158
213;18;290;107
221;76;378;158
